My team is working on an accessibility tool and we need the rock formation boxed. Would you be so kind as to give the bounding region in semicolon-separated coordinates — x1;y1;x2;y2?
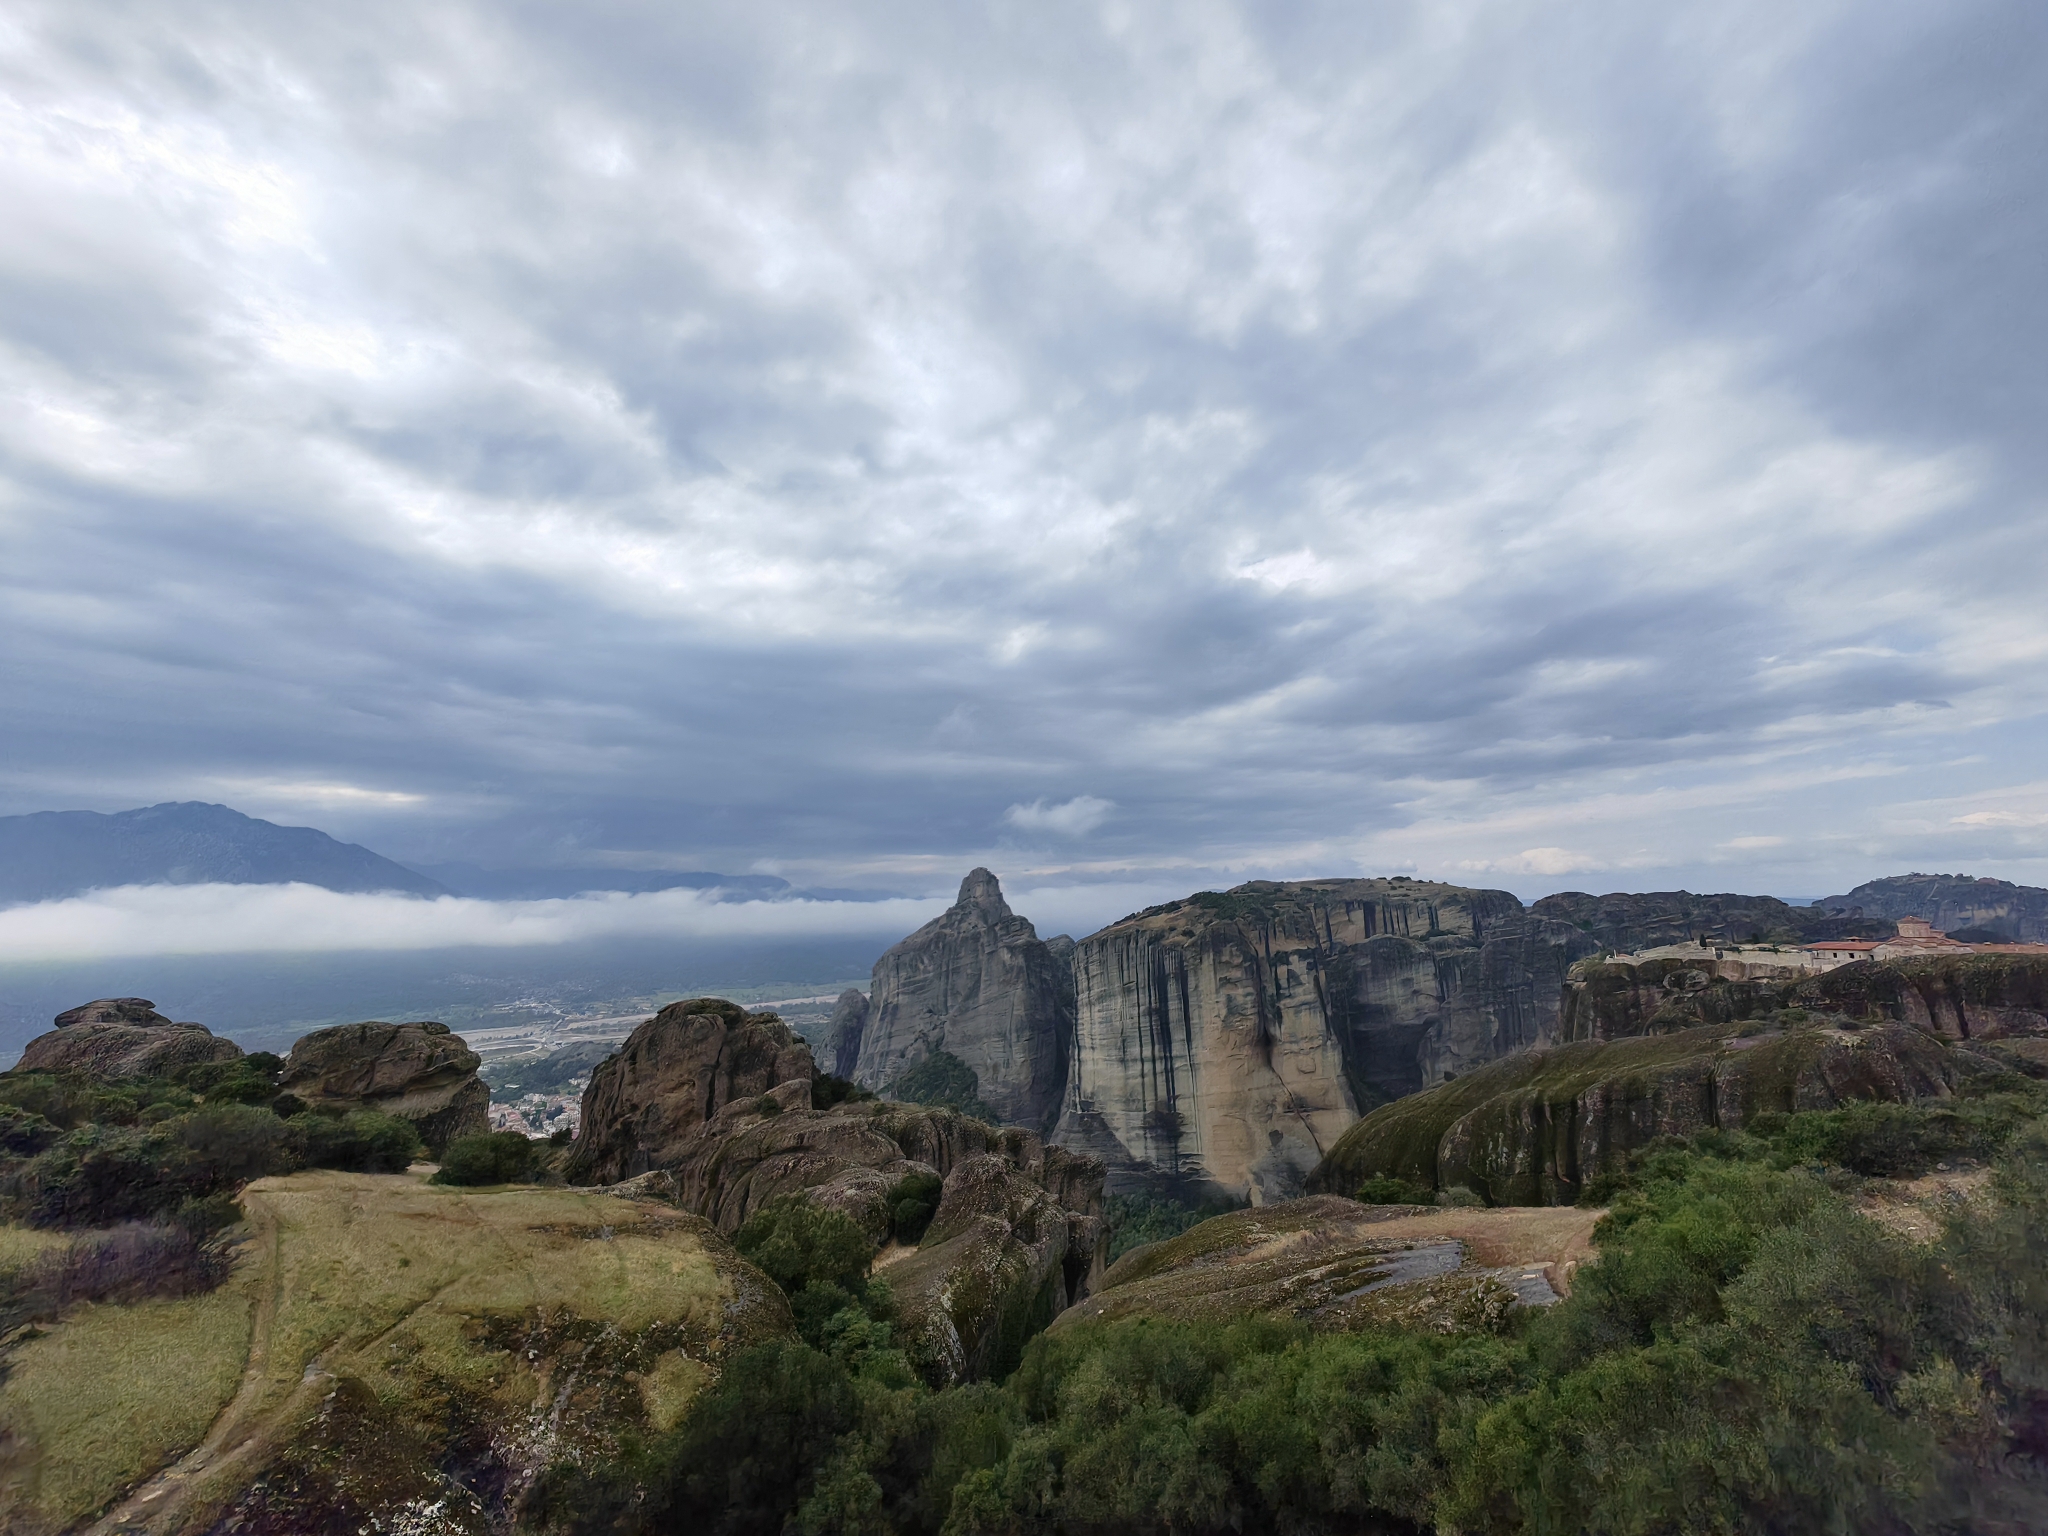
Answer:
823;988;869;1079
565;993;1107;1385
563;997;816;1184
278;1020;488;1155
1815;873;2048;942
852;869;1074;1132
15;998;242;1080
1307;1016;1982;1207
1055;879;1599;1204
1798;952;2048;1039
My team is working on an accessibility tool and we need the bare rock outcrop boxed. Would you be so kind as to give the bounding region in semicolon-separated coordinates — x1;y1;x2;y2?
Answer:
852;869;1073;1131
1798;953;2048;1038
562;997;817;1184
279;1020;487;1155
1056;879;1599;1204
15;998;242;1080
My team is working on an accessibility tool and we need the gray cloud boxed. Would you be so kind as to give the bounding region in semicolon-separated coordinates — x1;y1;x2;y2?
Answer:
2;0;2046;907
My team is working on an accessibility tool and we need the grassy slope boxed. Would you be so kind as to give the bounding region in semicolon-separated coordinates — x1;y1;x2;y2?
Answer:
0;1172;788;1534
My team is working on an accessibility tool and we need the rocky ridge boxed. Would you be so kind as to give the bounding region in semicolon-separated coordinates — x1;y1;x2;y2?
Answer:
1815;873;2048;942
1310;952;2048;1206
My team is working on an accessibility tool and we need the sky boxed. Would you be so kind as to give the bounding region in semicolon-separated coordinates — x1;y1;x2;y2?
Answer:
4;0;2048;958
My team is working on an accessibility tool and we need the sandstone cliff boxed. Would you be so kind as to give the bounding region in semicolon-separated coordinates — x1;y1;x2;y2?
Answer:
852;869;1073;1132
15;998;242;1080
1055;879;1598;1204
278;1020;488;1155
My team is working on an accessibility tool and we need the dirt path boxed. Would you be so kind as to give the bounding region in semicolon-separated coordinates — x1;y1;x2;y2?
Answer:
83;1197;298;1536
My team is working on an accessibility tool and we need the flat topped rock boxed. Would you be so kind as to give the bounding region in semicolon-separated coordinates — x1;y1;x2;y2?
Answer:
53;997;174;1028
15;998;241;1080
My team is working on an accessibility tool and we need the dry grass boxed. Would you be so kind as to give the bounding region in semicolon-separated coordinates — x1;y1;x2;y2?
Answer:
3;1171;779;1536
0;1225;72;1270
0;1286;254;1530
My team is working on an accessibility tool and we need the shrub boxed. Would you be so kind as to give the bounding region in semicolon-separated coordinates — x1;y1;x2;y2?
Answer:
431;1130;540;1186
1355;1174;1435;1206
886;1170;944;1245
1102;1191;1241;1263
294;1109;422;1173
887;1051;998;1123
812;1073;876;1110
734;1196;873;1298
2;1221;234;1325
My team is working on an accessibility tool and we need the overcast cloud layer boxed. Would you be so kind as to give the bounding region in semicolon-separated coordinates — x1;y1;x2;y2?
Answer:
4;0;2048;915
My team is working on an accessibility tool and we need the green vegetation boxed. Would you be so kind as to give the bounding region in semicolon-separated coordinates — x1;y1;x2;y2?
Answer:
1353;1174;1436;1206
432;1128;544;1185
1101;1191;1244;1263
483;1040;614;1103
526;1086;2048;1535
888;1051;998;1123
886;1170;944;1245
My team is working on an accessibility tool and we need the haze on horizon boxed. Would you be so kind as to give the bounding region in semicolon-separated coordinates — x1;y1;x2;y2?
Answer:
4;0;2047;942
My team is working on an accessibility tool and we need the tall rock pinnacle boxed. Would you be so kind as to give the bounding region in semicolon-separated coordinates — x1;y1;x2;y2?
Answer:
852;869;1074;1131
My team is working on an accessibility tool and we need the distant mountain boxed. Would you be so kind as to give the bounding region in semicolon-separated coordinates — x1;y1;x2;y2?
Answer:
0;802;449;905
1814;873;2048;943
413;863;791;900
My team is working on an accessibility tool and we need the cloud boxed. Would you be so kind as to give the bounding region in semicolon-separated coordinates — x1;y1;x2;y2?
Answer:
1003;796;1115;838
0;884;950;962
0;0;2043;907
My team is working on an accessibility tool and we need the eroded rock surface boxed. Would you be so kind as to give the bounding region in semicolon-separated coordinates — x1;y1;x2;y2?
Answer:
563;997;816;1184
15;997;242;1080
1799;954;2048;1039
1056;879;1599;1204
1815;873;2048;942
852;869;1074;1131
279;1020;487;1155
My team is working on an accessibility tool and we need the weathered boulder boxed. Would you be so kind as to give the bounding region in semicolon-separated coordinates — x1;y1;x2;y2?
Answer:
1556;958;1785;1042
279;1020;487;1155
563;998;817;1184
15;998;242;1080
853;869;1074;1132
1057;879;1599;1204
823;988;869;1079
1307;1018;1972;1206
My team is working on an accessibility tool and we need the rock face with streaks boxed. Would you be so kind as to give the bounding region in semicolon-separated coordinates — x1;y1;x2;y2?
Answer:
563;997;817;1185
823;988;870;1079
1054;879;1600;1204
15;998;243;1080
852;869;1074;1132
279;1020;488;1156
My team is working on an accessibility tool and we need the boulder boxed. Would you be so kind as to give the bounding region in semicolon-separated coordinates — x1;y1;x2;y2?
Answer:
15;997;242;1080
562;998;816;1184
853;869;1073;1132
1307;1018;1973;1206
1058;879;1599;1204
279;1020;487;1155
